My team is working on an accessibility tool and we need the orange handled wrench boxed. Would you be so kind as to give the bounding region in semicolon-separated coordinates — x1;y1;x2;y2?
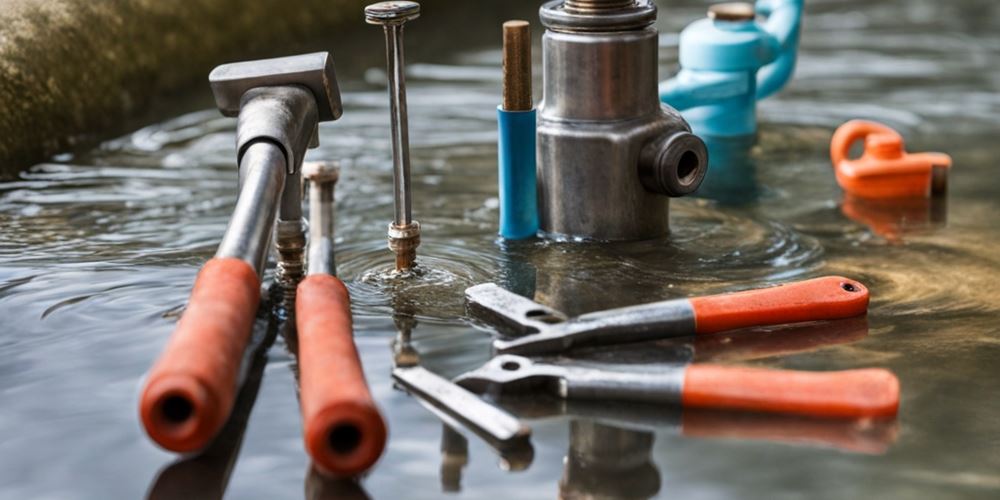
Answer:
468;277;869;356
141;53;343;453
456;355;899;419
296;161;387;477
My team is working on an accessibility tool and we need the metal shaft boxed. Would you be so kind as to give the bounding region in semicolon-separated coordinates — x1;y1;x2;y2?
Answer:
304;162;340;276
384;25;413;227
216;141;287;275
368;1;422;272
502;21;532;112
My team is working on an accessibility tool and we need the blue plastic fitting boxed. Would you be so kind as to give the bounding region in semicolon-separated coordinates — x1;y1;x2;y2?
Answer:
497;107;539;239
659;0;804;138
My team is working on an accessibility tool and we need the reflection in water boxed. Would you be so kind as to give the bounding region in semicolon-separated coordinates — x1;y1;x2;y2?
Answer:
304;467;370;500
841;193;947;243
695;134;762;206
560;421;661;500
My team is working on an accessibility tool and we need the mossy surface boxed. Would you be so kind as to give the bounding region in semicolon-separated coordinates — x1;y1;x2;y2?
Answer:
0;0;374;176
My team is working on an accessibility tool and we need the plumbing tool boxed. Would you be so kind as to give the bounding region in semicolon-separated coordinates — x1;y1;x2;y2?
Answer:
393;364;532;449
467;276;869;356
456;354;900;418
295;161;387;477
140;52;342;453
497;20;539;240
831;120;953;199
366;1;421;271
536;0;708;241
660;0;804;138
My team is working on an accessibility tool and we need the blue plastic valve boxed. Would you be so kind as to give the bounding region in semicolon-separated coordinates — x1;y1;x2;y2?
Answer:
497;106;539;239
660;0;804;138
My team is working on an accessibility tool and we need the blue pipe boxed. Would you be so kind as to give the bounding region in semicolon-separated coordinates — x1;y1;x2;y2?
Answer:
497;107;538;239
659;0;804;138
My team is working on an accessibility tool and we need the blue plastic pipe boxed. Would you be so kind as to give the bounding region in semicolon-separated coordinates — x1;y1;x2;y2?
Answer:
497;106;538;239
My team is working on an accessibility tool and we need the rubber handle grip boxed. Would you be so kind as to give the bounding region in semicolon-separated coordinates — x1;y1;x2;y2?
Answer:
682;365;900;418
296;275;387;477
690;276;869;335
140;257;261;453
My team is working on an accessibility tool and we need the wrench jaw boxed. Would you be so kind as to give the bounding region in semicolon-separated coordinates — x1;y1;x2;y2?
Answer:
465;283;569;337
454;355;564;398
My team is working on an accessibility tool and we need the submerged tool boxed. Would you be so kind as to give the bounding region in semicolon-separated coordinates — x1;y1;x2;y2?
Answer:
660;0;804;138
831;120;953;199
467;276;870;355
536;0;708;240
366;1;421;271
296;161;387;477
140;52;342;453
456;354;900;418
497;20;539;240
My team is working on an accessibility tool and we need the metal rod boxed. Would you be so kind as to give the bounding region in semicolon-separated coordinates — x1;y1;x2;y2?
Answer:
216;141;287;275
304;161;340;276
502;21;532;112
367;1;422;272
384;25;412;227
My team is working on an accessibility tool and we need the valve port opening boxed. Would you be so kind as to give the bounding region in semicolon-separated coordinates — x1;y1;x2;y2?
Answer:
328;423;363;456
677;151;701;185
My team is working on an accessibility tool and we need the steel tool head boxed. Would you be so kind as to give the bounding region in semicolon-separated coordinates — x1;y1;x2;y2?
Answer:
365;1;421;25
465;283;568;336
454;355;565;395
209;52;342;122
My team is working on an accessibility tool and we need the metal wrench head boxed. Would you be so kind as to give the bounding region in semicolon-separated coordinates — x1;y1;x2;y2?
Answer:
209;52;342;121
454;355;566;395
465;283;568;337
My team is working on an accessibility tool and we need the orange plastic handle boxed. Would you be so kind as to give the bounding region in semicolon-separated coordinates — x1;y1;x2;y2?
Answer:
682;365;900;418
690;276;869;335
140;257;261;453
296;274;387;477
831;120;952;199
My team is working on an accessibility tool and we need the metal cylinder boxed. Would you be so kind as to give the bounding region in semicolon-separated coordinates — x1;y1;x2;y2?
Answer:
304;161;340;277
537;0;707;241
216;141;288;275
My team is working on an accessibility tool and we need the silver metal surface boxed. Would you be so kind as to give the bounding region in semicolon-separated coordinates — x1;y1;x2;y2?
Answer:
368;2;422;269
233;86;319;175
455;355;686;405
466;282;697;355
216;142;287;274
392;365;532;447
537;1;707;240
303;161;340;276
209;52;342;122
275;169;306;304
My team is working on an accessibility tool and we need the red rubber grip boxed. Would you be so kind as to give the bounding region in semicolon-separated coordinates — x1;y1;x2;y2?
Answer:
140;257;261;453
682;365;900;418
296;275;387;477
690;276;869;335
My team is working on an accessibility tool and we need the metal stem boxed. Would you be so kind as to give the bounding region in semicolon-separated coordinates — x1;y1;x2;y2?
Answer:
216;141;288;275
306;165;338;276
384;24;412;227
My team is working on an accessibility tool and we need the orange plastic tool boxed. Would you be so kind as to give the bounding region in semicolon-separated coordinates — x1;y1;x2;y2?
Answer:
140;257;261;453
296;274;387;477
831;120;952;199
690;276;869;335
683;364;900;418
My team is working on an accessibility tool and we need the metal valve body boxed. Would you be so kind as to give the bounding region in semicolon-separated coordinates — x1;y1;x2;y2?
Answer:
537;0;708;241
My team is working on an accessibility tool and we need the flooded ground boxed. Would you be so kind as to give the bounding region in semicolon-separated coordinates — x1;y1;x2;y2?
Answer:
1;0;999;498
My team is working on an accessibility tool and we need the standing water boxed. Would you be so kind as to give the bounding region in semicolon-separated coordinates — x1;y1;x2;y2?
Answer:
1;0;999;498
